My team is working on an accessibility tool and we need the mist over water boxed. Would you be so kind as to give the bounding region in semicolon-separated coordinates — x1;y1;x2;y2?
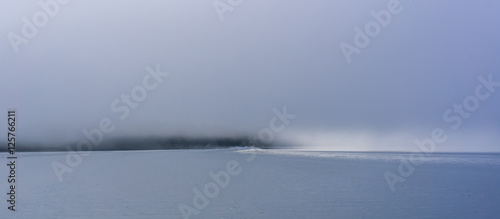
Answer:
1;0;500;152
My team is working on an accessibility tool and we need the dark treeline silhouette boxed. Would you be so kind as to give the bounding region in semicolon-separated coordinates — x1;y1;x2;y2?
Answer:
0;136;276;152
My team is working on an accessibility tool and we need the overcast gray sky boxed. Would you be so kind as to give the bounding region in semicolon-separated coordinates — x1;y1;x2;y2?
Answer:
1;0;500;152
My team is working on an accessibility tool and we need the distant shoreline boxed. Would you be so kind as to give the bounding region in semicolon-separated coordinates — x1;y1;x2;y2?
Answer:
0;136;279;152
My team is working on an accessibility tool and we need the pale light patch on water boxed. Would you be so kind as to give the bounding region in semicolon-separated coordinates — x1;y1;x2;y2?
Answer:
234;148;500;165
